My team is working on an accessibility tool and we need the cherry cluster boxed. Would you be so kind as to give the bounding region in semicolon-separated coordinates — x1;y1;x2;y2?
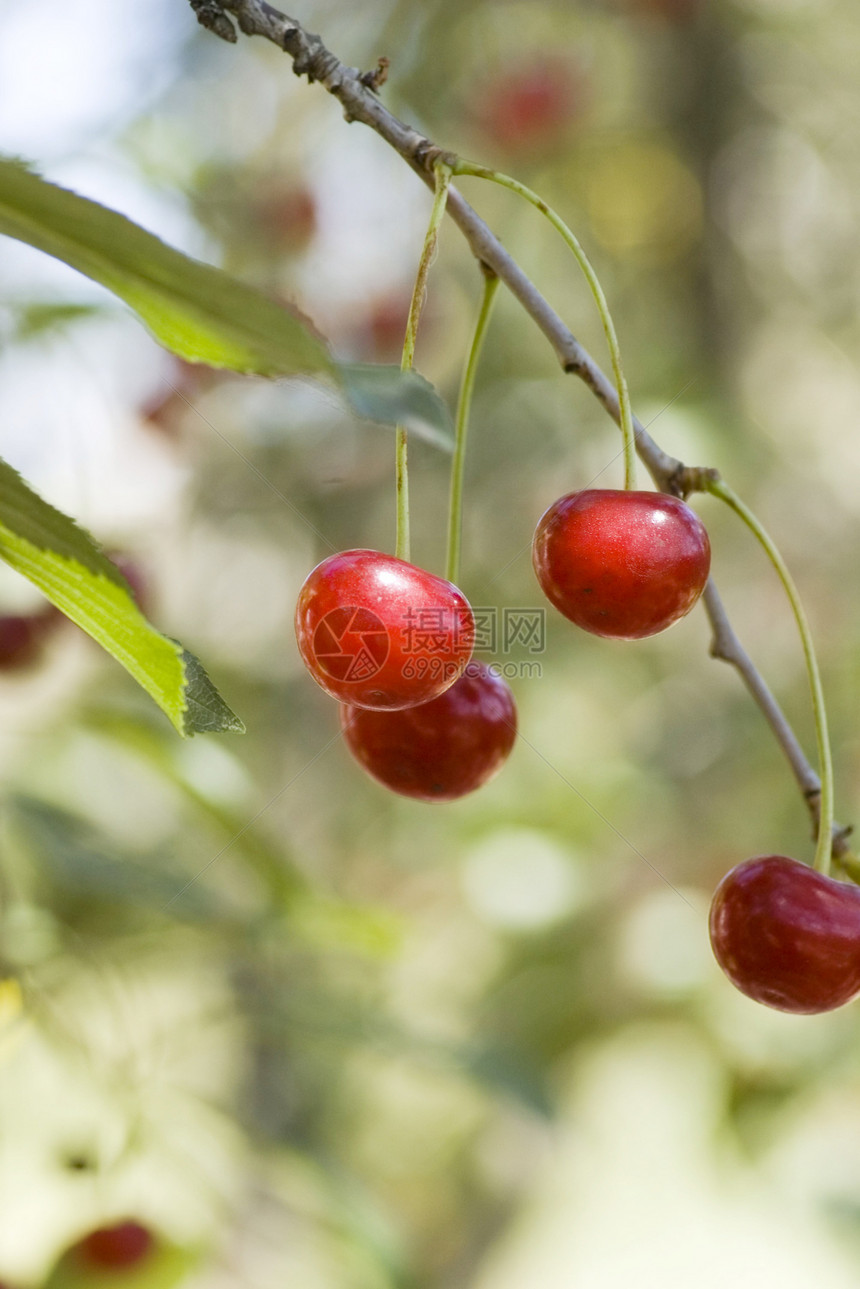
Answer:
295;485;860;1016
295;547;516;800
294;488;711;801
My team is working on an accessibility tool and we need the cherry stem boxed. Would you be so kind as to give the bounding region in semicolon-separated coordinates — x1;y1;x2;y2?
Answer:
707;477;834;875
446;268;500;585
451;159;636;492
395;161;452;562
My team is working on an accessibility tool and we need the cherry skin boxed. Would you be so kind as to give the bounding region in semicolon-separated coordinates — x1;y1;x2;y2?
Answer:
72;1220;155;1269
709;855;860;1014
340;660;517;801
532;489;710;639
295;550;475;710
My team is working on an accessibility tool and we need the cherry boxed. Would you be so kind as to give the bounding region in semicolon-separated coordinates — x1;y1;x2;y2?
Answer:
352;292;431;363
366;293;412;362
0;606;61;671
295;550;475;710
254;184;317;251
532;489;710;639
340;660;517;801
476;58;583;153
72;1220;155;1270
709;855;860;1014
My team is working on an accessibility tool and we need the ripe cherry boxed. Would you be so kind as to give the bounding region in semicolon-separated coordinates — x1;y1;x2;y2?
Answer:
340;660;517;801
72;1220;155;1269
295;550;475;710
709;855;860;1014
0;606;61;671
476;58;583;153
366;294;411;362
532;489;710;639
254;184;317;251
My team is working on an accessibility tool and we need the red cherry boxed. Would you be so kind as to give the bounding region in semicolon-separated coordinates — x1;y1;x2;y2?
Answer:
0;607;61;671
532;489;710;639
367;294;410;361
353;292;429;363
477;58;583;152
254;185;317;250
340;660;517;801
709;855;860;1014
295;550;475;710
73;1220;154;1269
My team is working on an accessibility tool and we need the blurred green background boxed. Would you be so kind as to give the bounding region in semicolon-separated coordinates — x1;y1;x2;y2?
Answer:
3;0;860;1283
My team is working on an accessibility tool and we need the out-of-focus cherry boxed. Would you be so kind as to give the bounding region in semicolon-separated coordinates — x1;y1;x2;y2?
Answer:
72;1220;155;1270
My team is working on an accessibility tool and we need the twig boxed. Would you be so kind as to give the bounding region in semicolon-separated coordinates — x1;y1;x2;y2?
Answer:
189;0;850;852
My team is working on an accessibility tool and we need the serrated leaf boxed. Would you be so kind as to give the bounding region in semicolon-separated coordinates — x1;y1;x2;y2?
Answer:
0;156;331;376
338;363;454;449
0;159;455;448
0;458;243;736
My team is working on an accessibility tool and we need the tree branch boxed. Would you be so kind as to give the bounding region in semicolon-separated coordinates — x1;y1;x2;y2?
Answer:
189;0;851;855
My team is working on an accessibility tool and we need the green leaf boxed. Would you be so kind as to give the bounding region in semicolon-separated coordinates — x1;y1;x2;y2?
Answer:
0;156;331;376
0;458;243;737
13;301;104;340
12;797;239;926
0;159;454;447
338;363;454;449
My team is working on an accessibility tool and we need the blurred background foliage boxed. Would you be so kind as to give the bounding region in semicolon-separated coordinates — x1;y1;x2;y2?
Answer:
3;0;860;1283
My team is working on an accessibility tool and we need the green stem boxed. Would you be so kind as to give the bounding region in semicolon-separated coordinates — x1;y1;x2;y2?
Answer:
446;269;500;585
708;478;834;875
452;159;637;491
395;162;452;561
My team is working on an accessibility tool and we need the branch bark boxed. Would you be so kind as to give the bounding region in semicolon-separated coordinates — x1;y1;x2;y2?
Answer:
189;0;850;857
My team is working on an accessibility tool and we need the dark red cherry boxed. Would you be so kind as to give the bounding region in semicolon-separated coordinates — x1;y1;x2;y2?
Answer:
532;489;710;639
295;550;475;710
0;606;61;670
709;855;860;1014
73;1220;155;1269
340;660;517;801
